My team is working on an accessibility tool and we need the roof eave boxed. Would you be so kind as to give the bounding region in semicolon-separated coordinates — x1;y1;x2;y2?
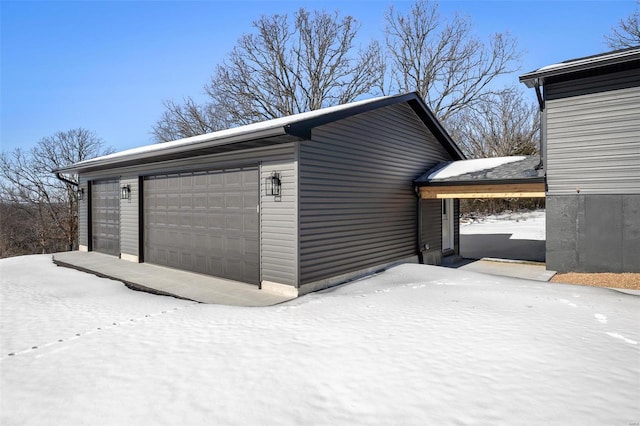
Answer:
54;126;291;174
415;177;546;187
519;48;640;87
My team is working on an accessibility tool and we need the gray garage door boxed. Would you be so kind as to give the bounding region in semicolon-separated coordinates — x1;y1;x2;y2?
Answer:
144;167;260;284
91;179;120;256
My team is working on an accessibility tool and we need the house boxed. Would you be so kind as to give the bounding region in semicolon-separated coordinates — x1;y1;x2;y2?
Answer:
54;92;465;297
519;47;640;273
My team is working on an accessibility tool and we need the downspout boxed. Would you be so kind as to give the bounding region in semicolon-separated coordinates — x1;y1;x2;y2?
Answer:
55;172;79;252
55;172;78;188
534;80;545;172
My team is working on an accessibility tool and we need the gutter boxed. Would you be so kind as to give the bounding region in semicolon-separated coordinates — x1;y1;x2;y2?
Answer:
415;177;546;188
55;172;78;188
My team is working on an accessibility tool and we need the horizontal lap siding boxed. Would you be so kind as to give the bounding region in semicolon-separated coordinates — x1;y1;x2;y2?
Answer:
545;71;640;195
260;146;297;286
120;177;139;258
299;103;451;284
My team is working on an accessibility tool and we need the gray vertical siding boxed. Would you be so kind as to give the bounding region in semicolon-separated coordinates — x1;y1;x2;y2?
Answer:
120;176;138;258
78;177;89;247
419;199;442;265
298;103;452;284
545;70;640;195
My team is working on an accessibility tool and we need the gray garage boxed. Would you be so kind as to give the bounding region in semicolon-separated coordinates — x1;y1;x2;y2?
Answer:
56;92;465;296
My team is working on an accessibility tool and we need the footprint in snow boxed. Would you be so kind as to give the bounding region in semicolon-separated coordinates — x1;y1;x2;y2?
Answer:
605;332;637;345
559;298;577;307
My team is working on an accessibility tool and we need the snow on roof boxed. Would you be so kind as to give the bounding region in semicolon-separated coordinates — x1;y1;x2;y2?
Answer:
72;95;396;167
427;156;526;180
519;46;640;87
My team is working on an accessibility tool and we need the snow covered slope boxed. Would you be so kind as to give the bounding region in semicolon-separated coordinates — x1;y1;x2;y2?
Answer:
1;255;638;425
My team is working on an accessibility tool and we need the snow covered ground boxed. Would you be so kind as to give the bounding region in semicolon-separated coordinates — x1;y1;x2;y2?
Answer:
1;255;639;425
460;210;546;261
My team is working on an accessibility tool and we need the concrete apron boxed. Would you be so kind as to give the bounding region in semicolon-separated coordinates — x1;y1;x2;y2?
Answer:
455;257;557;282
52;251;295;306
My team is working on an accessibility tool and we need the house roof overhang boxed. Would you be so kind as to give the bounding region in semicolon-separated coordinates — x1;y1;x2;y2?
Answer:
519;46;640;89
415;156;546;199
54;92;465;175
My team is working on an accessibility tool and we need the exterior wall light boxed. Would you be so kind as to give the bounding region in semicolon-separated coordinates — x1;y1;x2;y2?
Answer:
265;171;281;197
121;185;131;200
77;187;85;201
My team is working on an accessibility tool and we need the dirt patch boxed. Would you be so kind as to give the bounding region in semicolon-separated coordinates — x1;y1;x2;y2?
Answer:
551;272;640;290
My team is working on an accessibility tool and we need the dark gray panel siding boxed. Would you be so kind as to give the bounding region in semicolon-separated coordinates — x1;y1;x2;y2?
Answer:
299;103;452;284
120;177;139;258
545;71;640;196
622;196;640;270
546;196;579;271
545;68;640;100
78;177;88;247
419;199;442;265
546;194;640;273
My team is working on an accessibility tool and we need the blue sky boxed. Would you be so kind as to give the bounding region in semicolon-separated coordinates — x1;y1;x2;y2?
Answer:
1;0;636;153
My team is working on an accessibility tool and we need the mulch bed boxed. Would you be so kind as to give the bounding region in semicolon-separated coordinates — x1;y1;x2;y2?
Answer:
550;272;640;290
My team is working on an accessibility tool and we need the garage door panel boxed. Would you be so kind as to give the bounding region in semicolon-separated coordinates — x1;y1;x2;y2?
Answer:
144;167;259;284
245;237;259;256
245;215;259;233
209;195;224;209
226;216;243;231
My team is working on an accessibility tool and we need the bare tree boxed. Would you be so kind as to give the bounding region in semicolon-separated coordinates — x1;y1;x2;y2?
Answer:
605;2;640;49
153;8;384;141
209;9;384;125
448;87;539;159
152;97;231;142
384;0;521;123
0;129;112;256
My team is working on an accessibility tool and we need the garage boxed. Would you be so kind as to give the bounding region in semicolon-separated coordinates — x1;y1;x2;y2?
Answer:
90;179;120;256
143;166;260;284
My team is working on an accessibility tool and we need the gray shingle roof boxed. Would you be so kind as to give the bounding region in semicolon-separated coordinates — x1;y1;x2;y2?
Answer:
416;156;544;186
54;92;464;174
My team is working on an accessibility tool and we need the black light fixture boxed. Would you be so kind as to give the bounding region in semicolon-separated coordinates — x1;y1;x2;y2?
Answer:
265;171;281;196
77;187;85;201
121;184;131;200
